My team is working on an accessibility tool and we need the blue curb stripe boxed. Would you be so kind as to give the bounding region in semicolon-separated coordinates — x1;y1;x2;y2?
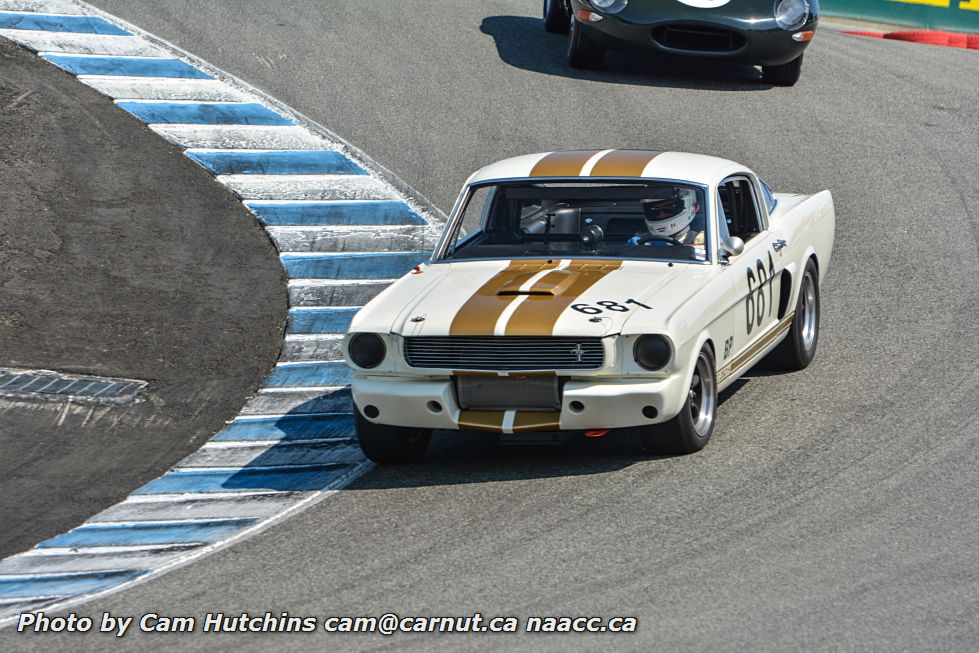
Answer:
134;465;353;495
288;307;359;334
186;150;366;176
116;101;294;126
245;200;427;226
265;362;352;388
281;252;426;279
0;571;147;599
37;520;256;548
216;414;355;442
41;54;212;79
0;11;131;35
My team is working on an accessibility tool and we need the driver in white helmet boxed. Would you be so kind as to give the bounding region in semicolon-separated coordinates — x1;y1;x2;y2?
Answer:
627;188;706;260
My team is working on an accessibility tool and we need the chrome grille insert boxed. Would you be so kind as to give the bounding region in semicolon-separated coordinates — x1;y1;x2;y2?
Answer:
403;336;603;371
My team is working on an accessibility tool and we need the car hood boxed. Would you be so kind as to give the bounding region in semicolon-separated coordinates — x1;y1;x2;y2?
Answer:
353;258;713;338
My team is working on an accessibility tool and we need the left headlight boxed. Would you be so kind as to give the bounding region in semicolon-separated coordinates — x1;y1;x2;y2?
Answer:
589;0;629;15
348;333;386;369
634;335;671;371
774;0;810;31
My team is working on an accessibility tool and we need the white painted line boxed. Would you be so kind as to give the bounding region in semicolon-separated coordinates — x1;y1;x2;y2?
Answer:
0;29;164;56
217;174;398;201
257;385;346;393
150;124;333;149
80;76;249;101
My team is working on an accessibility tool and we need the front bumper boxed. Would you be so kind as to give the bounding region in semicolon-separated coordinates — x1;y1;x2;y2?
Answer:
571;1;817;66
352;373;688;433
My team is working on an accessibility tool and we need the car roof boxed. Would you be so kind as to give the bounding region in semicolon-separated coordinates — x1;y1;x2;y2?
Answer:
465;150;746;187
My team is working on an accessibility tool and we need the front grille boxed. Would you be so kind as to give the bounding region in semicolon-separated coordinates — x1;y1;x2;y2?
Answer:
652;24;746;53
403;337;604;371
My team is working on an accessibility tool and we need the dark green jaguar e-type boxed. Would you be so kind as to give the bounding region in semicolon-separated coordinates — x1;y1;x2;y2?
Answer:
543;0;819;85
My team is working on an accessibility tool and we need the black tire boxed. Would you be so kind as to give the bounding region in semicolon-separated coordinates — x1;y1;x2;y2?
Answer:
762;54;804;86
767;258;820;370
639;346;717;455
568;17;605;69
355;410;431;464
543;0;570;34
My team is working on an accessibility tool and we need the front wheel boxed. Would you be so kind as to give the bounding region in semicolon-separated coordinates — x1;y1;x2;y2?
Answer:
639;346;717;455
767;258;820;370
568;17;605;69
543;0;570;34
355;411;431;464
762;54;804;86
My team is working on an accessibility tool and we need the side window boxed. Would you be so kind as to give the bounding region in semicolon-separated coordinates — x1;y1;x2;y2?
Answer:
760;179;777;214
717;178;763;241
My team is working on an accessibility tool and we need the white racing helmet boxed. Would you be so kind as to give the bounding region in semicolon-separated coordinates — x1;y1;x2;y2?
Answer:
642;188;697;238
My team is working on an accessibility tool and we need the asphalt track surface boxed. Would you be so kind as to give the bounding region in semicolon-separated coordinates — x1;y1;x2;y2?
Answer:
0;36;286;560
6;1;979;650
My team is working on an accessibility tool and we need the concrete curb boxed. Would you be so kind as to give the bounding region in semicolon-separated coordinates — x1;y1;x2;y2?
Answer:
0;0;438;626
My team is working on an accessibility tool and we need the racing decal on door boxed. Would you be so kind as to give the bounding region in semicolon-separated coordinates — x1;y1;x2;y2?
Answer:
745;251;777;335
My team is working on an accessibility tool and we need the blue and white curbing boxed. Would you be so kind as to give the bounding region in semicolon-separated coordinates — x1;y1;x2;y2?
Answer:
0;0;444;625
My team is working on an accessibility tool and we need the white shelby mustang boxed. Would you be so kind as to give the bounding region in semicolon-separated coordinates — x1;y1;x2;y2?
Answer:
343;150;836;463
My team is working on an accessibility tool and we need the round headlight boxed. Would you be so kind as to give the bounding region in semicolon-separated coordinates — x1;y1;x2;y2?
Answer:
774;0;810;31
348;333;386;369
590;0;629;14
634;335;671;371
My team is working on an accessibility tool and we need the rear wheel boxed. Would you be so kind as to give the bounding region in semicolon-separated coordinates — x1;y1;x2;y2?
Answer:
762;54;804;86
767;258;820;370
355;410;431;464
640;346;717;455
568;17;605;69
543;0;570;34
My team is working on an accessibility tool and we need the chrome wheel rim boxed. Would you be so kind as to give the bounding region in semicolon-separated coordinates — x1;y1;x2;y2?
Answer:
688;355;715;437
800;271;817;351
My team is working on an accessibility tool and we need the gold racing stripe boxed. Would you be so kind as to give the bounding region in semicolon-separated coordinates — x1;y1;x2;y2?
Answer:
503;260;623;336
529;150;602;177
589;149;662;177
717;311;796;383
458;410;506;432
512;411;561;432
449;260;560;336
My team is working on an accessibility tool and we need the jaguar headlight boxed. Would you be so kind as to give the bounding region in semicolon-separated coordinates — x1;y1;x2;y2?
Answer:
589;0;629;14
634;335;671;371
774;0;810;31
348;333;386;369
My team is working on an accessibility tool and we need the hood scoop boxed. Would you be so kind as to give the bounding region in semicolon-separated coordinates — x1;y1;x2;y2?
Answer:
496;270;578;297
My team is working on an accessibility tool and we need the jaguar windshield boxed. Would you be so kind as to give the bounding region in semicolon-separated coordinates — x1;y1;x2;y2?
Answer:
438;181;709;263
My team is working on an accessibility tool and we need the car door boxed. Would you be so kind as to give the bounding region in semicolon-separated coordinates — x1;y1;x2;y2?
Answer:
717;175;785;372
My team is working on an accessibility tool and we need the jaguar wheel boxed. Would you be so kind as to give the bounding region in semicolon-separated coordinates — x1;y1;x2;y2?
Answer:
762;54;804;86
568;17;605;69
355;410;431;464
543;0;570;34
639;345;717;455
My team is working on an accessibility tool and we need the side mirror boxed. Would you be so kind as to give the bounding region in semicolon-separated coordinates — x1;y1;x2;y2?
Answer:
721;236;744;258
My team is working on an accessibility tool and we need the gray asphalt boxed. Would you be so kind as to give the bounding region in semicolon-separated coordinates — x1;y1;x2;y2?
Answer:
0;36;286;559
6;1;979;650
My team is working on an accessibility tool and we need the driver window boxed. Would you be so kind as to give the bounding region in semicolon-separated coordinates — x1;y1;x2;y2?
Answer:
717;178;763;242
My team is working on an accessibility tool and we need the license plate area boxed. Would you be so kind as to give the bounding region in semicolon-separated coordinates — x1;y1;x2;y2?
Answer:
453;375;564;412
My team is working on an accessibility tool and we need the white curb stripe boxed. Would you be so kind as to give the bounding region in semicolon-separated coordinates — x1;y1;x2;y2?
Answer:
0;29;162;55
80;76;249;101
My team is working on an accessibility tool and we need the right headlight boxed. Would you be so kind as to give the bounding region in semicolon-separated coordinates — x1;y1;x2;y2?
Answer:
634;335;671;371
774;0;810;31
348;333;386;369
589;0;629;15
